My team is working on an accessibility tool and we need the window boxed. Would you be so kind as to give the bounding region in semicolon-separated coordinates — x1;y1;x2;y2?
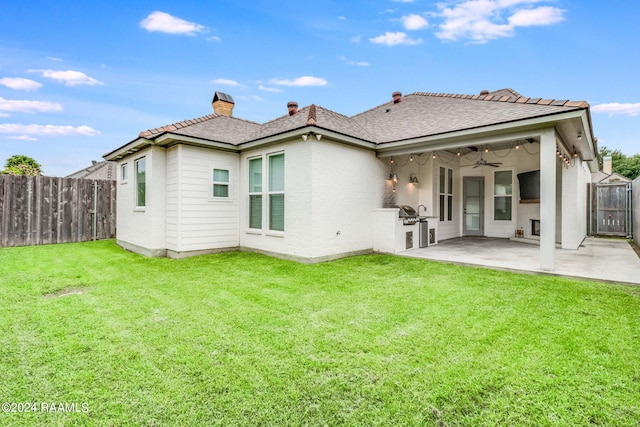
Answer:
121;163;128;183
439;167;453;222
247;153;285;232
494;170;512;220
135;157;146;207
248;158;262;229
268;153;285;231
212;168;229;198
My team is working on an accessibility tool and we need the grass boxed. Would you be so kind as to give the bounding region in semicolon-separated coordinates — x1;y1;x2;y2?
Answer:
0;240;639;426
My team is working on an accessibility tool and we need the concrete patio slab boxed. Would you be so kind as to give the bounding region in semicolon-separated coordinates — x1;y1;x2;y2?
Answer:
400;237;640;285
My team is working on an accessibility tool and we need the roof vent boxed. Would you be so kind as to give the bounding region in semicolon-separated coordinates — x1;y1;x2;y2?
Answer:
212;91;235;117
480;89;490;96
287;101;298;116
392;91;402;103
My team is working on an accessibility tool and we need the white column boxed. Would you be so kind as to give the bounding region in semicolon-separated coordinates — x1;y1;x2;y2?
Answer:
561;160;583;249
539;129;556;271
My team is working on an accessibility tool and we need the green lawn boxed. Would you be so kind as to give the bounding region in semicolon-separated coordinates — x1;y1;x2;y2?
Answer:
1;240;639;426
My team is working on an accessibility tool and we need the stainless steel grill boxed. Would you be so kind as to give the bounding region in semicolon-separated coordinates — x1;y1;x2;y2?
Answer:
397;205;419;225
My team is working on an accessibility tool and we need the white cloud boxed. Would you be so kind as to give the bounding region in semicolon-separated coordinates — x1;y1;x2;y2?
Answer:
140;11;206;36
258;85;282;93
270;76;328;87
508;6;565;26
402;14;429;30
213;78;241;86
0;97;62;114
7;135;38;141
46;56;63;62
0;78;43;91
434;1;566;43
339;55;370;66
207;35;221;42
29;69;103;86
592;103;640;117
0;123;99;136
370;32;423;46
351;35;362;43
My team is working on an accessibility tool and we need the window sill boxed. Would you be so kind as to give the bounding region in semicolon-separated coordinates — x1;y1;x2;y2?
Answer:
265;231;284;238
245;229;262;235
208;198;234;203
133;207;146;212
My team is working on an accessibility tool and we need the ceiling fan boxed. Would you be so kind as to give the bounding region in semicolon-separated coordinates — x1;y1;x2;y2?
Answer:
462;150;502;168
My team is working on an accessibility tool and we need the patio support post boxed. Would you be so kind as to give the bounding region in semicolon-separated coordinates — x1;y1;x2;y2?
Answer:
539;128;556;271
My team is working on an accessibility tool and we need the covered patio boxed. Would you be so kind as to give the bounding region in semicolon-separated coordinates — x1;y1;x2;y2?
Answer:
400;236;640;285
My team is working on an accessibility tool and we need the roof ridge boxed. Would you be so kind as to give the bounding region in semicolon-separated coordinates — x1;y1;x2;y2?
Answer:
408;91;589;108
307;104;317;125
138;113;261;139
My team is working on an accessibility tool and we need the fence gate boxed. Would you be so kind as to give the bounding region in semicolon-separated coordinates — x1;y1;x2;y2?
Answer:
594;182;632;237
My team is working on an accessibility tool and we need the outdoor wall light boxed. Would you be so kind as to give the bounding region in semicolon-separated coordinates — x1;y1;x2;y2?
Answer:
409;175;419;184
389;173;398;183
301;132;322;141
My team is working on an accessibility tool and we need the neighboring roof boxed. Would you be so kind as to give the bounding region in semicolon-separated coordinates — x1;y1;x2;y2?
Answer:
104;88;591;160
591;171;631;183
66;160;116;180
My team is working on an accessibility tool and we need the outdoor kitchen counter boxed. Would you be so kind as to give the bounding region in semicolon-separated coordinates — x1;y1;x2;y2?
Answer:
373;208;438;254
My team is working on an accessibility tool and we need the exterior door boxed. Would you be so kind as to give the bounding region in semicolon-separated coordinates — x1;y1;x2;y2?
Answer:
463;177;484;236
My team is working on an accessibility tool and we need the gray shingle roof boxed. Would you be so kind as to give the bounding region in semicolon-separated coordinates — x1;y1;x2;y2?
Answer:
139;114;261;144
246;105;377;143
135;89;589;146
351;92;587;144
66;161;116;180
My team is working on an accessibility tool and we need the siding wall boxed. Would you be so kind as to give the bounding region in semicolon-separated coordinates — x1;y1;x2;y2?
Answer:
116;146;166;256
169;145;239;256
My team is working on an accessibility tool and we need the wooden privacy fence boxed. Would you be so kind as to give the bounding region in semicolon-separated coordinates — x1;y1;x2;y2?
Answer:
0;175;116;247
589;182;632;238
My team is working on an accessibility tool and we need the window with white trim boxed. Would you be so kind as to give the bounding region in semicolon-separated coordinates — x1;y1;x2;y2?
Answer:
247;153;285;232
121;163;128;183
212;168;229;198
268;153;285;231
494;170;512;220
439;167;453;222
135;157;146;208
248;157;263;229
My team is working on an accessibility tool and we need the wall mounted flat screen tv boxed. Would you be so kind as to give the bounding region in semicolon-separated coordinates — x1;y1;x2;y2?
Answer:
517;170;540;201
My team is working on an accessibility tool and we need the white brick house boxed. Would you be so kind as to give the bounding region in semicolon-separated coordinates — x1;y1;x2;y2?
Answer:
104;89;599;270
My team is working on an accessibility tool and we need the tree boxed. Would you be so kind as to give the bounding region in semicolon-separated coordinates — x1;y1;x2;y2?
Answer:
1;155;43;176
598;146;640;180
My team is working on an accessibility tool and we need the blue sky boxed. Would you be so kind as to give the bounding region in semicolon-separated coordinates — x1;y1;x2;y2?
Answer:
0;0;638;177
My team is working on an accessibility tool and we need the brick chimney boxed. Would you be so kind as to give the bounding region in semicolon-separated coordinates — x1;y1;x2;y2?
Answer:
287;101;298;116
392;91;402;103
212;91;234;117
603;156;612;174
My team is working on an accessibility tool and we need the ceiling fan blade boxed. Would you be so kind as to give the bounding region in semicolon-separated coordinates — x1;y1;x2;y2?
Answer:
488;163;500;167
473;164;480;168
